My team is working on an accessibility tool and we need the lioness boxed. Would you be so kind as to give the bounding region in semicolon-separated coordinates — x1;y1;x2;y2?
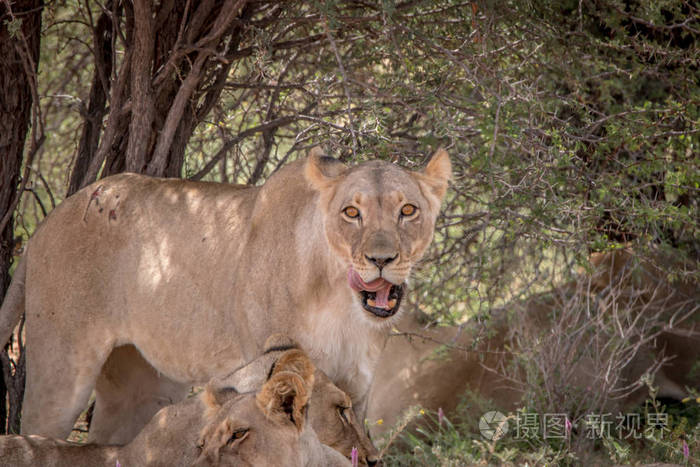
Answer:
0;148;451;440
367;310;522;438
368;249;699;438
0;348;350;466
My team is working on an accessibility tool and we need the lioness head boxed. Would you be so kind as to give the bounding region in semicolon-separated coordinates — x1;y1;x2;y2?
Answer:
194;351;315;466
305;148;451;320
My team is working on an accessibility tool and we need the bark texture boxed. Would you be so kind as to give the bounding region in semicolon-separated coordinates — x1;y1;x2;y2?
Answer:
71;0;254;189
0;0;43;434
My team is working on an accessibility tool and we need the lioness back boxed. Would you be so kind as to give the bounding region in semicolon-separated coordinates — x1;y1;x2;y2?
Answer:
26;173;265;382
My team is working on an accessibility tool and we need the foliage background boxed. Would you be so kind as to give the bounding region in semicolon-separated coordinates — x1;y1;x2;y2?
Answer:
1;0;698;463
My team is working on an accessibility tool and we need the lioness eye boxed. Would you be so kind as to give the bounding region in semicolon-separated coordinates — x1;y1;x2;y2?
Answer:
400;204;417;217
343;206;360;219
227;429;249;445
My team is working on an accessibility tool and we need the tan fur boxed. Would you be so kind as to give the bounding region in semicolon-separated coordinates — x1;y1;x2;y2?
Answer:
196;350;348;466
368;250;698;438
256;372;311;431
0;366;349;466
587;248;699;402
89;345;189;444
367;311;522;438
269;350;316;397
0;150;451;440
367;301;592;437
256;351;315;432
307;366;378;465
88;337;378;464
217;335;378;464
0;436;119;467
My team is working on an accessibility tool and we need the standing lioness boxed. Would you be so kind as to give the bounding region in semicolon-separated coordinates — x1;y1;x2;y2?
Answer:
0;149;451;439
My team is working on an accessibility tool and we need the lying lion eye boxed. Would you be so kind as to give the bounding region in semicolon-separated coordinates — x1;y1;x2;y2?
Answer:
227;429;249;445
400;204;417;217
343;206;360;219
338;406;350;423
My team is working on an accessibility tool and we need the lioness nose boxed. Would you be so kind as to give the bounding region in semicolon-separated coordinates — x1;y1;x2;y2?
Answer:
367;457;380;466
365;254;397;270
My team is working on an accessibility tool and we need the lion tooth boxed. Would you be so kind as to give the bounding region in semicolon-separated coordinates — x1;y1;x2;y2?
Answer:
388;298;397;308
367;298;376;307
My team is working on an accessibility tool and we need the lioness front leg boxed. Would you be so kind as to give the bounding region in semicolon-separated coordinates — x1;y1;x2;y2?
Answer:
21;338;113;439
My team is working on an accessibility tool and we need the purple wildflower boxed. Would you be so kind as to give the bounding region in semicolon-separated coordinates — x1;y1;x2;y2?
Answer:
565;417;572;437
682;440;689;460
438;407;445;426
351;446;359;467
116;462;121;467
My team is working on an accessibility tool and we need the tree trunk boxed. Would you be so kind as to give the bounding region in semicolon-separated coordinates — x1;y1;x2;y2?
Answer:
0;0;43;434
67;0;115;196
74;0;254;190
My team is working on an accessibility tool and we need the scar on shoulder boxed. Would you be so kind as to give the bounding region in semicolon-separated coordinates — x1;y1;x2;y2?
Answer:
110;197;122;221
83;185;105;222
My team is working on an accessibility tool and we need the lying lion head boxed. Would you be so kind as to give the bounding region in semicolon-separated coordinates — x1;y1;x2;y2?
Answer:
218;334;379;465
305;148;452;320
194;351;315;466
308;369;377;465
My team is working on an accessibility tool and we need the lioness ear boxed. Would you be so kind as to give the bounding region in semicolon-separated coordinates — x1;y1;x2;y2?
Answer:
256;371;312;431
415;148;452;208
304;147;348;191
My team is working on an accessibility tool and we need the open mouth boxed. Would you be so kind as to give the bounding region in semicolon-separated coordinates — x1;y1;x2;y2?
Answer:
348;268;405;318
358;284;404;318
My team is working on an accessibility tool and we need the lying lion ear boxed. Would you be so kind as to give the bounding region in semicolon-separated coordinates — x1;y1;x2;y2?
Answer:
415;148;452;208
268;349;315;383
263;334;300;354
257;350;314;430
202;382;239;413
304;147;348;191
257;371;312;431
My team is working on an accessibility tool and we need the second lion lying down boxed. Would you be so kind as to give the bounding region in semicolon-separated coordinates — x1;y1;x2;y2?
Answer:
0;346;352;466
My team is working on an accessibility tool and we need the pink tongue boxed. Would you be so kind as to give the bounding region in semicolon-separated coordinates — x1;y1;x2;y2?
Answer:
347;269;393;309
